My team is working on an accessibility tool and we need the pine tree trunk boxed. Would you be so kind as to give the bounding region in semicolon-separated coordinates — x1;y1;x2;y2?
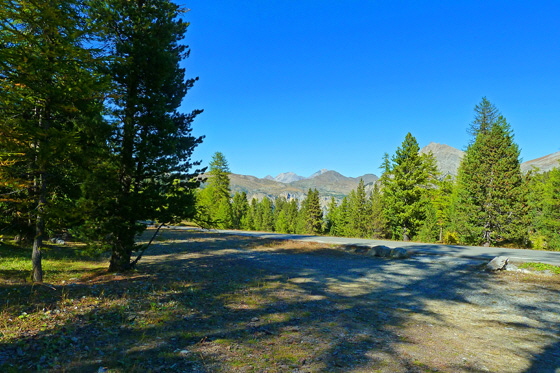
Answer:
32;229;43;282
483;229;491;247
32;173;46;283
108;244;133;272
402;225;410;241
108;224;135;272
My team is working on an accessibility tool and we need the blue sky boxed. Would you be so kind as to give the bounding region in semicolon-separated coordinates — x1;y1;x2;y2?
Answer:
178;1;560;178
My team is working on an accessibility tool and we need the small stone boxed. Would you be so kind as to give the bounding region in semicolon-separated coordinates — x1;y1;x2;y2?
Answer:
251;317;259;322
178;349;190;357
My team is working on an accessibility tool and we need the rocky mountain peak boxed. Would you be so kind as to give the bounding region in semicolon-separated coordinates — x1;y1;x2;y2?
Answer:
270;172;305;183
309;169;330;179
420;142;465;177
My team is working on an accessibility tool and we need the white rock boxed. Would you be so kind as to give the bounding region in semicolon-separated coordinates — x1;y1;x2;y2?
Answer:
486;256;509;271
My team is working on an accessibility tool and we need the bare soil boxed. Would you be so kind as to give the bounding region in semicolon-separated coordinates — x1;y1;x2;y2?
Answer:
1;228;559;372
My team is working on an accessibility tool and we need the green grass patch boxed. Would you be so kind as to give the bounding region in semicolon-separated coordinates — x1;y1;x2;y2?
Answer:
519;262;560;274
0;240;106;283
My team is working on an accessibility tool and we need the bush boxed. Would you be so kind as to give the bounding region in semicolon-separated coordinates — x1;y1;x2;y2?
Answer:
443;231;459;245
528;234;547;250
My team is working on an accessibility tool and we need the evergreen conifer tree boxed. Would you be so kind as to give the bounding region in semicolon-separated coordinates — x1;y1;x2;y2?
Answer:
207;152;231;201
367;183;387;238
380;133;438;241
286;199;299;234
297;189;323;234
231;191;249;229
348;179;370;237
83;0;204;271
325;197;339;235
258;197;275;232
542;167;560;249
0;0;108;281
454;99;527;246
528;166;560;249
335;196;351;237
240;198;257;230
274;197;290;233
202;152;233;228
248;198;260;230
417;176;454;243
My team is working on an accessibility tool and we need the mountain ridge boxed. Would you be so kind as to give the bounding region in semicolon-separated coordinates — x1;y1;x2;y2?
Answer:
227;144;560;205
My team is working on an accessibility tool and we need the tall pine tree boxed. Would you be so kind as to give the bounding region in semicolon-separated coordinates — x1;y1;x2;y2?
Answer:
527;166;560;249
82;0;204;271
367;183;387;238
454;99;527;246
231;191;249;229
325;197;339;235
380;133;438;241
348;179;370;237
196;152;233;228
258;197;275;232
541;166;560;249
0;0;107;281
297;189;323;234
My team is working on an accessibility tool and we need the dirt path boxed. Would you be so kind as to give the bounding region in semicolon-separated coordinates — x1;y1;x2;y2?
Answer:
141;229;560;372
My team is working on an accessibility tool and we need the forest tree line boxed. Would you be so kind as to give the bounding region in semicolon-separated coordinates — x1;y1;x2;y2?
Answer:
197;98;560;250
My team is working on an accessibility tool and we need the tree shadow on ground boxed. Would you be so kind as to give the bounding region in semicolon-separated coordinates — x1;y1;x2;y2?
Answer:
0;229;558;372
525;339;560;373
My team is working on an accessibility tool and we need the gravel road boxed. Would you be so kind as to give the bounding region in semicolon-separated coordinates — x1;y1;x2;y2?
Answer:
206;228;560;266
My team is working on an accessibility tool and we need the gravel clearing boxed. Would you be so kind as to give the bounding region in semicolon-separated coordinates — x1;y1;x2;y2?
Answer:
141;229;560;372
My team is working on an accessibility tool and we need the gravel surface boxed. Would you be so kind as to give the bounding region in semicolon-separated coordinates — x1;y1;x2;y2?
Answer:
144;230;560;372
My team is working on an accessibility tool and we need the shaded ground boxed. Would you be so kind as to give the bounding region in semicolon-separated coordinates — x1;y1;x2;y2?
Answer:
1;229;559;372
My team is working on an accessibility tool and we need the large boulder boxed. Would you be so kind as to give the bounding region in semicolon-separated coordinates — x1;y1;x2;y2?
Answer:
390;247;410;259
486;256;509;271
370;245;393;257
368;245;409;258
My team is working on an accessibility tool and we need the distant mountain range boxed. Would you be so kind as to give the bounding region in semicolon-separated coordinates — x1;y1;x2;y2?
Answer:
227;143;560;205
230;170;378;207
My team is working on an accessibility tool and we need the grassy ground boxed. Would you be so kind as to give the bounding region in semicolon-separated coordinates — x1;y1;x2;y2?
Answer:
519;262;560;274
1;229;559;372
0;232;325;372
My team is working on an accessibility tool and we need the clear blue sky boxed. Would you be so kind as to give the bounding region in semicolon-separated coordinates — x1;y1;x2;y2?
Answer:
178;0;560;178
